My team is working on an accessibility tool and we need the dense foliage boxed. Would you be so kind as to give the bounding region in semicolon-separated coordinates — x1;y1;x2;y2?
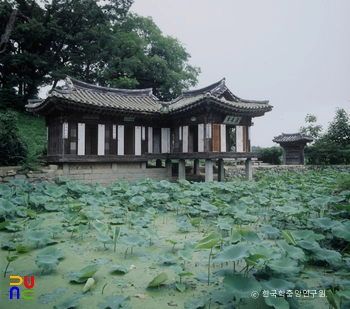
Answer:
253;146;283;165
0;110;27;166
301;108;350;165
0;109;46;167
0;0;200;109
1;170;350;308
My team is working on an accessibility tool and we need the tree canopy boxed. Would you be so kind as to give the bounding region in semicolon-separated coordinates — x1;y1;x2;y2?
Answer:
0;0;200;109
301;108;350;165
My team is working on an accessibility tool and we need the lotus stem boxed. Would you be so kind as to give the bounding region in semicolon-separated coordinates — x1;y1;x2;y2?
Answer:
208;247;213;286
3;261;10;278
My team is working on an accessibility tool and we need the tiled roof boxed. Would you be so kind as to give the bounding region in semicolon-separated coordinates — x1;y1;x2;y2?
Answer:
273;133;313;143
166;78;271;114
26;77;272;116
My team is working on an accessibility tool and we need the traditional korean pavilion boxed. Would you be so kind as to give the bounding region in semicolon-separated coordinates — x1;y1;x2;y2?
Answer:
273;133;313;165
26;77;273;182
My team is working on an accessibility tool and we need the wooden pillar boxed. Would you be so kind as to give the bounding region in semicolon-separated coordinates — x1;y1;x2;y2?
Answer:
156;159;162;168
245;158;253;180
178;159;186;180
217;159;225;182
166;159;172;178
193;159;200;175
205;159;213;182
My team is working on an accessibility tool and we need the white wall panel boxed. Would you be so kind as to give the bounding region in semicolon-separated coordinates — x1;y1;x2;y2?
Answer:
135;126;141;155
220;124;226;152
77;123;85;155
98;124;105;155
117;125;124;155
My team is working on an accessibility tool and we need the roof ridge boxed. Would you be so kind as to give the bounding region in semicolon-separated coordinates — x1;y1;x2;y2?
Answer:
182;78;226;97
64;76;157;98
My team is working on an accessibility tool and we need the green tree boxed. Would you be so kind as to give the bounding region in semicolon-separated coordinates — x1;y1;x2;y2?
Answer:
103;14;201;101
0;0;133;109
299;114;323;140
1;0;200;109
323;108;350;148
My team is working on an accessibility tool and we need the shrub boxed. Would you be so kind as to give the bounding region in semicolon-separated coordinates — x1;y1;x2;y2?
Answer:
0;110;28;166
253;146;283;165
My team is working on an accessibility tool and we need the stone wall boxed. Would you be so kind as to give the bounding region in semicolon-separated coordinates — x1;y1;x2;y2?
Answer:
1;164;349;186
224;164;350;180
0;162;177;186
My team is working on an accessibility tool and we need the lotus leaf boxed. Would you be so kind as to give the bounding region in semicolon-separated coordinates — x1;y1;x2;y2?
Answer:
129;195;145;206
310;217;338;230
277;240;306;261
120;234;144;248
264;296;290;309
35;254;59;271
85;210;104;220
92;221;108;233
195;232;221;250
332;220;350;242
281;230;297;245
260;278;295;291
37;288;68;304
223;274;262;301
267;258;303;274
297;240;321;251
38;247;65;259
213;243;250;264
176;282;186;292
260;225;281;239
158;252;177;264
312;248;342;264
109;264;129;274
97;295;131;309
70;264;100;283
147;272;168;287
177;249;193;261
23;229;54;246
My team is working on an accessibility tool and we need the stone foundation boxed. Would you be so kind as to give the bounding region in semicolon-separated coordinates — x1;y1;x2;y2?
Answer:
0;164;349;186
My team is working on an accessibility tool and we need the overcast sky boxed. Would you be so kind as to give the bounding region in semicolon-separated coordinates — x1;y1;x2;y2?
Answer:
130;0;350;147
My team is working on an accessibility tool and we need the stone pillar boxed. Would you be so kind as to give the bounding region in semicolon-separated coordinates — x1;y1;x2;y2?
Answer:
205;159;213;182
178;159;186;180
141;162;147;169
156;159;162;168
166;159;172;178
63;163;69;176
193;159;200;175
245;158;252;180
217;159;225;182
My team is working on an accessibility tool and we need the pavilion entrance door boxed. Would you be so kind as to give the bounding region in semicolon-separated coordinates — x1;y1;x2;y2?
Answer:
85;124;98;155
124;126;135;155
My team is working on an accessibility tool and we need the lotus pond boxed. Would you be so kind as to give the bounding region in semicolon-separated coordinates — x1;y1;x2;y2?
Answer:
1;169;350;309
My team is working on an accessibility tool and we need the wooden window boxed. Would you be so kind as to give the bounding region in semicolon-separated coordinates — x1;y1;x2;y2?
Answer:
105;125;110;155
70;123;77;154
153;128;161;153
161;128;171;153
212;124;221;152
